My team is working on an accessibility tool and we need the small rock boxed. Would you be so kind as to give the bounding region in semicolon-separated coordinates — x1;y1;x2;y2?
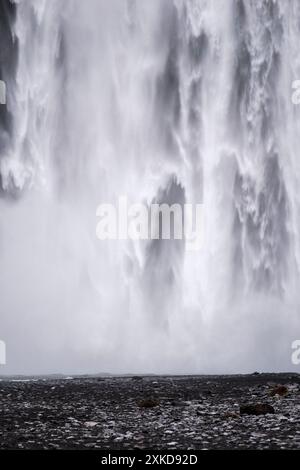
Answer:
223;412;240;420
269;385;288;397
138;398;160;408
170;400;188;407
84;421;98;428
240;403;275;416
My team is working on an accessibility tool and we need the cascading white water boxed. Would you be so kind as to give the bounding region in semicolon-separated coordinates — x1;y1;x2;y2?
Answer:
1;0;300;374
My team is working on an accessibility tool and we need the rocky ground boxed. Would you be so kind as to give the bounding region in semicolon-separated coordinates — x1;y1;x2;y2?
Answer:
0;373;300;450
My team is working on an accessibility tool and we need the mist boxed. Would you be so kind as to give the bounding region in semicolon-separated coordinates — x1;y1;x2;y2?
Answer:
0;0;300;375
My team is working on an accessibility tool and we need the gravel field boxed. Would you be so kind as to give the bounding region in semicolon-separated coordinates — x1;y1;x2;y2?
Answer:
0;373;300;450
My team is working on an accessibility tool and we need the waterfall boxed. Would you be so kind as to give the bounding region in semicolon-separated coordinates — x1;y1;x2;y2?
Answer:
1;0;300;374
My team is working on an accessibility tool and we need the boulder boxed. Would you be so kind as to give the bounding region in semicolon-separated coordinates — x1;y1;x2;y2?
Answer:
240;403;275;416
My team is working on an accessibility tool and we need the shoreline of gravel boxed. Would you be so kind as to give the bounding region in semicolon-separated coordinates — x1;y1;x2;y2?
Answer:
1;373;300;450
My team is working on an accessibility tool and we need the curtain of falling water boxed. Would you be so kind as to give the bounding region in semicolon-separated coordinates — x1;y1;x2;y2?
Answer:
0;0;300;374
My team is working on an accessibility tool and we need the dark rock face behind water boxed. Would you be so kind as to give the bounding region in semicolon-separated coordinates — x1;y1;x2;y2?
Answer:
0;374;300;450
